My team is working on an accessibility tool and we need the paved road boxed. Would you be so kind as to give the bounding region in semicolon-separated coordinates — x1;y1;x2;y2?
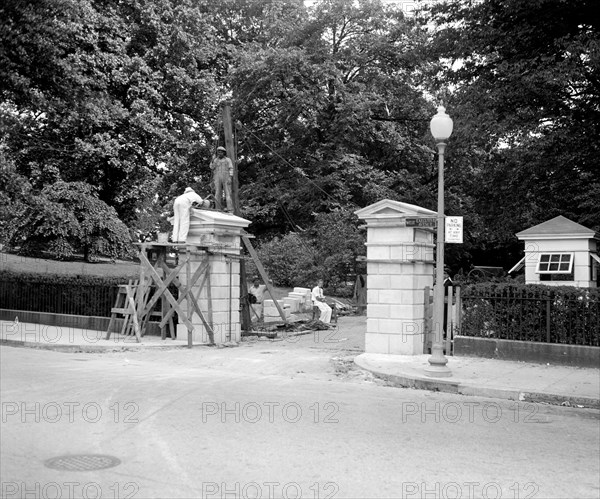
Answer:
1;341;599;499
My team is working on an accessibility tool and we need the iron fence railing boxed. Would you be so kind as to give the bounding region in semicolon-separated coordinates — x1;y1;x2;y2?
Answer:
459;286;600;346
0;279;119;317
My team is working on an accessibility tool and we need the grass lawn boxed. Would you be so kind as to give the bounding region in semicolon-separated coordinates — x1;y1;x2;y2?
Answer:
0;251;139;278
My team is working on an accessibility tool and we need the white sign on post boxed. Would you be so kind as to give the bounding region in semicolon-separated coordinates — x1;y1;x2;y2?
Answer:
445;216;463;244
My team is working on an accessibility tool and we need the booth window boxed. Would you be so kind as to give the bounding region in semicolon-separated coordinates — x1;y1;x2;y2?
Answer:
592;254;600;285
537;253;574;281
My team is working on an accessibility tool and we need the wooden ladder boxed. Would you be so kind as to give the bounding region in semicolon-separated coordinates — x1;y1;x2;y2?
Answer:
106;280;142;341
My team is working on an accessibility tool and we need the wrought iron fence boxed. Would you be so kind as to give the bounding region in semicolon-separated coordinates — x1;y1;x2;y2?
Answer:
459;285;600;346
0;279;119;317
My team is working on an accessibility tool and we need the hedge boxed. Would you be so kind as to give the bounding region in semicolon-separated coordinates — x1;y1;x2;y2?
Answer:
0;270;137;317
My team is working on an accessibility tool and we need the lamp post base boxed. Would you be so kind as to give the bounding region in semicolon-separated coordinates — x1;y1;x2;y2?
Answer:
425;344;452;377
424;364;453;377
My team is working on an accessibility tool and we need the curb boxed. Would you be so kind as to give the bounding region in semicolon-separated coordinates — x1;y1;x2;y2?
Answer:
0;338;205;353
354;354;600;410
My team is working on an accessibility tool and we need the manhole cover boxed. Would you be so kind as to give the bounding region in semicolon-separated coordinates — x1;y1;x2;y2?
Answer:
44;454;121;471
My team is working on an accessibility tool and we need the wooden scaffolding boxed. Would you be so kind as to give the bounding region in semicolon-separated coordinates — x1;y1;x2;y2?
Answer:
106;243;217;347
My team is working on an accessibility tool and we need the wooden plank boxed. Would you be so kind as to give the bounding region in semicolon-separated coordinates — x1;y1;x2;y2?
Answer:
106;284;128;339
455;286;462;337
446;286;453;355
186;251;192;348
140;257;187;319
205;263;214;344
136;244;151;330
165;260;215;343
223;103;239;214
159;260;209;326
423;286;430;353
242;236;287;323
124;283;142;342
184;275;213;335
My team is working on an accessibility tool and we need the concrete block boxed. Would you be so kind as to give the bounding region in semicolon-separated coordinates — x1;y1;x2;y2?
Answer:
208;287;231;300
365;333;390;354
389;332;424;355
367;227;412;243
264;304;290;316
264;299;284;308
375;263;404;275
367;275;391;289
390;243;434;262
265;309;290;318
367;304;391;319
209;261;228;275
209;273;240;287
367;245;390;260
390;276;433;292
263;316;279;323
367;290;379;303
206;311;227;326
398;319;425;340
377;318;405;335
366;318;379;334
378;289;403;304
283;297;301;313
389;305;423;320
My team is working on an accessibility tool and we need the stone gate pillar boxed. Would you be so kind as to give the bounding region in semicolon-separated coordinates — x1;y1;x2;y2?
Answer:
355;200;436;355
178;209;251;344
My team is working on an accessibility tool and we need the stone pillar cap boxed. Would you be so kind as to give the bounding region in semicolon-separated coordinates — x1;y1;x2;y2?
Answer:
355;199;437;222
190;209;251;231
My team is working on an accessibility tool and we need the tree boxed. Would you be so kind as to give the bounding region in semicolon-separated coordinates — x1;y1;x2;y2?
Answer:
229;0;435;236
11;181;133;261
422;0;600;269
0;0;223;225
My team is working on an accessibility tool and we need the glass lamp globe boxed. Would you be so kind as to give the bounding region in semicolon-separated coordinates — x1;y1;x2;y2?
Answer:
430;106;453;142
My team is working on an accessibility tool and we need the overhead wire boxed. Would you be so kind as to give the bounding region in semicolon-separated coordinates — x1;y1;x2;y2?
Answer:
236;121;341;205
242;133;306;235
240;130;321;262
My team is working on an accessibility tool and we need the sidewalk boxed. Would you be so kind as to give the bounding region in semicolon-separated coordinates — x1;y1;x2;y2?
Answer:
0;320;206;352
355;353;600;409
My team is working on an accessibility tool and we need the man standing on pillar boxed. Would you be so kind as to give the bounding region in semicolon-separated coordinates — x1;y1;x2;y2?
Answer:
210;146;234;212
172;187;209;243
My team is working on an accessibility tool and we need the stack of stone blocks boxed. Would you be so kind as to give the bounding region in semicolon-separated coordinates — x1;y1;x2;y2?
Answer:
177;209;251;344
355;200;436;355
285;287;312;313
264;287;313;322
263;299;290;323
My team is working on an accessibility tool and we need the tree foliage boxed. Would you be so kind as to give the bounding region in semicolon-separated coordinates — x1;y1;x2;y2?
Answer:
423;0;600;268
231;0;435;235
6;178;133;261
1;0;598;281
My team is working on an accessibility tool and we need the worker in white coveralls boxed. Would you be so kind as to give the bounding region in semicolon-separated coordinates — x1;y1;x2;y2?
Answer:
311;279;332;323
172;187;209;243
210;146;234;212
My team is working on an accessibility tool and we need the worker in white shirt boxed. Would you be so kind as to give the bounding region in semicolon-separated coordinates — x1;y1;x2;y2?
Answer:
248;279;266;322
210;146;234;212
311;279;332;323
172;187;209;243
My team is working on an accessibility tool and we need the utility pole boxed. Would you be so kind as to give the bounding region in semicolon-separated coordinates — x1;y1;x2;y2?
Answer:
222;104;251;331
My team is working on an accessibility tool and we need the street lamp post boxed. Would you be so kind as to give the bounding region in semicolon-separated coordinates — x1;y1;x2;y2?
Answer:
425;105;453;378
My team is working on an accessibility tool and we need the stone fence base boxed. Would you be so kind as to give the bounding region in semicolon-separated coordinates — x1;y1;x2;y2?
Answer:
454;336;600;368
